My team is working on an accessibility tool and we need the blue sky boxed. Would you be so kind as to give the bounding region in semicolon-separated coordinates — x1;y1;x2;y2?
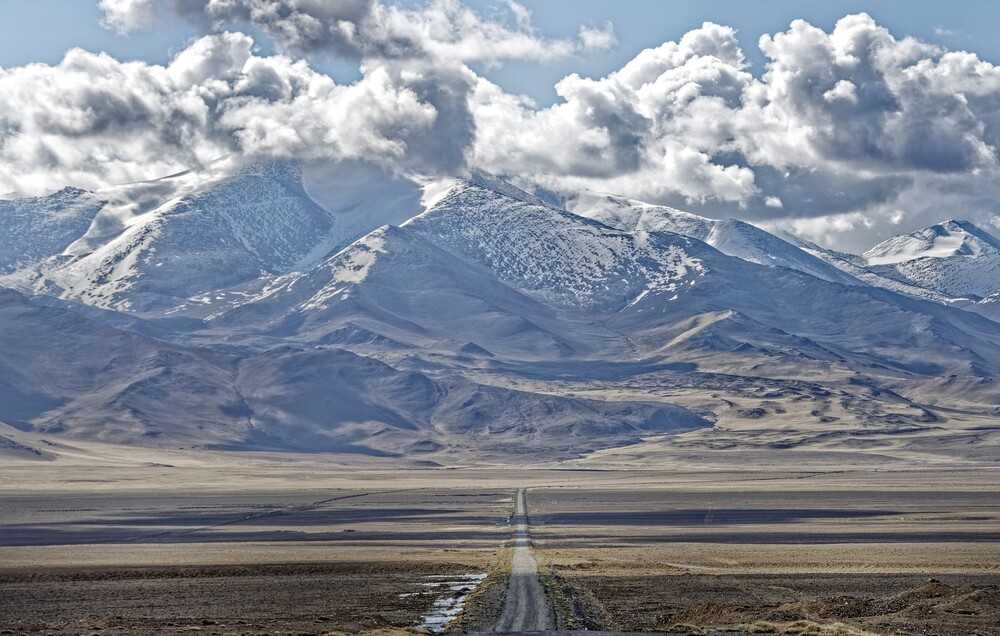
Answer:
3;0;998;105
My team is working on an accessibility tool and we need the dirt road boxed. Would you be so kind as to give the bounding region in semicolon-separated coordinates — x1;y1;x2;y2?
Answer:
494;488;552;632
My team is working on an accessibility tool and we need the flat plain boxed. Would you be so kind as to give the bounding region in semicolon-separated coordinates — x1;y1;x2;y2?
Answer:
528;473;1000;635
1;445;998;635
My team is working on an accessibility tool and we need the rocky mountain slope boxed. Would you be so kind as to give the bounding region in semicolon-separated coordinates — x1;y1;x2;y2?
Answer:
1;162;999;463
0;287;705;458
0;187;104;274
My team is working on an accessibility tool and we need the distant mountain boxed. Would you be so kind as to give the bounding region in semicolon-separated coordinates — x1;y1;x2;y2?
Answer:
214;178;1000;384
1;162;334;314
2;163;1000;462
565;192;859;285
864;219;1000;265
859;220;1000;299
777;233;957;303
0;287;705;457
0;161;422;316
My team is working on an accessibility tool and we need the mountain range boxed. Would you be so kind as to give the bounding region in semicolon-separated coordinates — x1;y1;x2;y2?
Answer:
2;160;998;465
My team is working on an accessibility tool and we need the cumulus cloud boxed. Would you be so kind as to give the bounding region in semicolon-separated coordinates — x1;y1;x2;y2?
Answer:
99;0;156;31
0;31;474;194
10;8;1000;250
470;22;758;204
738;14;998;174
99;0;606;62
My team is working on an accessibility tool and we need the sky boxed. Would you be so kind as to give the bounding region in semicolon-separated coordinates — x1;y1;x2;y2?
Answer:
3;0;1000;251
4;1;1000;105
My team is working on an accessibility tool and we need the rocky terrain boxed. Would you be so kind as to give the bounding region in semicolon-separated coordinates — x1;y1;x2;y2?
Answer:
1;159;999;464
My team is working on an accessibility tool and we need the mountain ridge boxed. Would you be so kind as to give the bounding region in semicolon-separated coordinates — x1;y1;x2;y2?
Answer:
2;162;999;463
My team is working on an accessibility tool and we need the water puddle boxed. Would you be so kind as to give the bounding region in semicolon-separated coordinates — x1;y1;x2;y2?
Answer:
405;572;486;633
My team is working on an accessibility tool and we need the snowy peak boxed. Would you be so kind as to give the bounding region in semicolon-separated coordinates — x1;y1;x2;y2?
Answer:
857;219;1000;300
781;219;1000;304
462;172;554;208
565;191;858;285
403;180;709;309
1;160;340;314
566;192;713;238
864;219;1000;266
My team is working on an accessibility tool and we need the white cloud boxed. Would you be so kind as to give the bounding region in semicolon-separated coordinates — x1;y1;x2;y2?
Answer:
578;22;617;51
505;1;532;32
823;79;858;104
98;0;155;32
0;32;470;195
469;22;757;205
764;211;872;247
9;7;1000;251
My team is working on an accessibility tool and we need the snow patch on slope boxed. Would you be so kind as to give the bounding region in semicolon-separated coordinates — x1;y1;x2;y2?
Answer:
0;187;104;273
332;231;387;284
404;182;707;309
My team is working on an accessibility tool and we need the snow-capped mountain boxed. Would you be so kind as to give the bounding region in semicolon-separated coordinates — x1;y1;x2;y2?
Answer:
861;220;1000;299
2;162;1000;461
778;233;957;303
565;191;859;285
864;219;1000;265
404;182;709;309
214;178;1000;382
0;160;421;316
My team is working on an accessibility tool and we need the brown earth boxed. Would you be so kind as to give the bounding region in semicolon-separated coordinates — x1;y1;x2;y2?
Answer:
548;572;1000;635
0;561;477;635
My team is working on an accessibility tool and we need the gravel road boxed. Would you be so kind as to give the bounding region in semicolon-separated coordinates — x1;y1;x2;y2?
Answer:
494;488;552;632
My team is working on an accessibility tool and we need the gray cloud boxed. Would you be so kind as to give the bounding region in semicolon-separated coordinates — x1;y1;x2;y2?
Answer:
99;0;607;62
0;32;475;194
741;15;995;174
9;7;1000;251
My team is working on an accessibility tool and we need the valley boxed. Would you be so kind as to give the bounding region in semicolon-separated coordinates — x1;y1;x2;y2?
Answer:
2;160;1000;634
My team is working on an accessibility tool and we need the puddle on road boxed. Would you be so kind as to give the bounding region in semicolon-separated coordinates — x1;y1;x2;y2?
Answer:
406;573;486;633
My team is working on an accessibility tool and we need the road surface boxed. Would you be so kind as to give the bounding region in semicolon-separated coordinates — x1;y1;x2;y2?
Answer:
494;488;552;633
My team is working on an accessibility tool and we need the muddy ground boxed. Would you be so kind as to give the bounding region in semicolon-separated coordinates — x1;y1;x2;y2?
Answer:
0;561;484;635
